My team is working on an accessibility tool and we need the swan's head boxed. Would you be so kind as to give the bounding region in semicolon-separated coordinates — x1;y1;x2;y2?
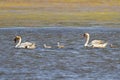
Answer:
14;36;21;43
43;44;46;47
83;33;89;38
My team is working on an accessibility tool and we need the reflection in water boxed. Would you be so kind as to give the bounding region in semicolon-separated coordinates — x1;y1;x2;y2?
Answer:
0;27;120;80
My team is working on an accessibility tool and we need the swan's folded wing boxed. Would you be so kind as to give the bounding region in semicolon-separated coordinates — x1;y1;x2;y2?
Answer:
20;42;35;47
91;40;105;44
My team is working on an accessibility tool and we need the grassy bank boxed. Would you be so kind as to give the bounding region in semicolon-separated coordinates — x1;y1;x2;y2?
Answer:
0;0;120;27
0;11;119;27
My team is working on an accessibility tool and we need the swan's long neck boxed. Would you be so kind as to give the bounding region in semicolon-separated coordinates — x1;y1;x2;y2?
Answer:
84;35;90;47
15;38;22;47
57;42;60;46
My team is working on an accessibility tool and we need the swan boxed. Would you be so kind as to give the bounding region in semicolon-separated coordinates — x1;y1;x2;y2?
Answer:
110;44;118;48
83;33;108;48
57;42;64;48
43;44;52;48
14;36;36;49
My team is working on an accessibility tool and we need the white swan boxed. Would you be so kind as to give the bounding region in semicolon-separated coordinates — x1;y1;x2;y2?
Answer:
57;42;64;48
83;33;108;48
43;44;52;48
14;36;36;49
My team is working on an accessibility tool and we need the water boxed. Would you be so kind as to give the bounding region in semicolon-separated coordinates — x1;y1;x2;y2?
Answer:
0;27;120;80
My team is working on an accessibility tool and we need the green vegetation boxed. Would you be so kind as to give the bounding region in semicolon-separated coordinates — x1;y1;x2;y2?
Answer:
0;0;120;27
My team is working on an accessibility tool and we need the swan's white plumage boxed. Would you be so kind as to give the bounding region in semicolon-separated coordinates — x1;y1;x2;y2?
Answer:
14;36;36;49
83;33;108;48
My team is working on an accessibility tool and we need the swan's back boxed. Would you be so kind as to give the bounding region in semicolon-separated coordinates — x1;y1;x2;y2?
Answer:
90;40;108;48
18;42;36;49
91;40;106;44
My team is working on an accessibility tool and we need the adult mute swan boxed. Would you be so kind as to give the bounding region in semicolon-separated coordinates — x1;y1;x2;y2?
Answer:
83;33;108;48
57;42;64;48
14;36;36;49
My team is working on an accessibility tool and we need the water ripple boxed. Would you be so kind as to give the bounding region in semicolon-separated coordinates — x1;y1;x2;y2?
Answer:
0;27;120;80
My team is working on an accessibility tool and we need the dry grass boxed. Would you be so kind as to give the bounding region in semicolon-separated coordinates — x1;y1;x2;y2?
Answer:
0;11;119;27
0;0;120;9
0;0;120;27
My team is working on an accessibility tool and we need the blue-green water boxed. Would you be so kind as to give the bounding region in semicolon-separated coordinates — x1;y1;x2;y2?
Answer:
0;27;120;80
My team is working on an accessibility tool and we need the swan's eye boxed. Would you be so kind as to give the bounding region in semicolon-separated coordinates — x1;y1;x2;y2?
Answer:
14;38;17;43
83;34;86;37
14;37;19;43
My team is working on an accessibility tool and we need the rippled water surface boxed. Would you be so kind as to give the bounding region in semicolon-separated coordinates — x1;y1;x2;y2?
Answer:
0;27;120;80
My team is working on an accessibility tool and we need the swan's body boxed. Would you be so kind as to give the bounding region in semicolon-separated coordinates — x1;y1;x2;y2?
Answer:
43;44;52;48
14;36;36;49
83;33;108;48
57;42;64;48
